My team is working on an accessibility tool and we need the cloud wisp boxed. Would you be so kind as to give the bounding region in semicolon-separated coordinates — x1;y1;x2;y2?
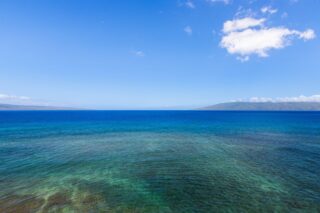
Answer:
261;6;277;14
234;95;320;103
132;50;145;57
220;17;316;61
184;26;193;35
0;93;37;105
185;1;195;9
207;0;230;5
0;93;31;101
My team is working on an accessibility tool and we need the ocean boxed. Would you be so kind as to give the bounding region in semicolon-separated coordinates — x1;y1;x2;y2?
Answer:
0;111;319;212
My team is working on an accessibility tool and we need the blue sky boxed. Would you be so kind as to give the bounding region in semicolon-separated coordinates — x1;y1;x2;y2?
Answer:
0;0;319;109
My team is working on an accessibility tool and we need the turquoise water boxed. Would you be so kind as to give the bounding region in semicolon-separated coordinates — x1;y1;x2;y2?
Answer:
0;111;320;212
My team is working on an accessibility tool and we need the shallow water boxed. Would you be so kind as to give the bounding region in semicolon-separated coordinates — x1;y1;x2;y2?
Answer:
0;111;320;212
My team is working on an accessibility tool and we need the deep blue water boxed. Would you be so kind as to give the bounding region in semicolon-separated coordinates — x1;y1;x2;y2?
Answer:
0;111;320;212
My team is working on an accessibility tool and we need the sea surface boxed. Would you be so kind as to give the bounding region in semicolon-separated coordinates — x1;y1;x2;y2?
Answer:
0;111;320;212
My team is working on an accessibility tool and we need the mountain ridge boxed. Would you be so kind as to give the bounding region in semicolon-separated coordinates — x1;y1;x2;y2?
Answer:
0;103;79;110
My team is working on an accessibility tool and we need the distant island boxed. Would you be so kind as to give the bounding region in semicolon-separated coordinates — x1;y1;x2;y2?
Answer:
0;103;77;110
201;102;320;111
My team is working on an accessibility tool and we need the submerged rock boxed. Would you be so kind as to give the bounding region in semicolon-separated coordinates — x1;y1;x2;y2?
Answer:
43;191;72;211
0;195;45;213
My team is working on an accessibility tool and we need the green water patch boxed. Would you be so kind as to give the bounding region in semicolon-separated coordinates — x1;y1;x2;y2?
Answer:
1;131;320;212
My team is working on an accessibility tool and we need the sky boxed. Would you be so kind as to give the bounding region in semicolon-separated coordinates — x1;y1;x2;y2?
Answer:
0;0;319;109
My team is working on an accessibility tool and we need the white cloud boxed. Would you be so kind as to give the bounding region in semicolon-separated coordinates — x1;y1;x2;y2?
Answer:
237;95;320;103
220;17;316;61
184;26;193;35
223;17;265;33
298;29;316;40
261;6;277;14
185;1;195;9
207;0;230;5
221;27;295;58
248;97;273;102
277;95;320;102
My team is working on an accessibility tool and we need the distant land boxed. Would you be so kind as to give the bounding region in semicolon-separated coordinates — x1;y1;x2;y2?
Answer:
201;102;320;111
3;102;320;111
0;103;78;110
